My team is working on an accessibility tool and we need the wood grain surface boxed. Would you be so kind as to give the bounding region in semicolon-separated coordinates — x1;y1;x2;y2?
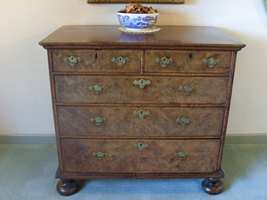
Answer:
55;76;229;104
61;139;220;173
52;50;142;73
39;26;245;185
145;50;231;74
40;26;245;50
57;106;224;137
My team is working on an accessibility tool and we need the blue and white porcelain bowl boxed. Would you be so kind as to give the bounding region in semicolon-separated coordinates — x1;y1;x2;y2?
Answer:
117;12;159;29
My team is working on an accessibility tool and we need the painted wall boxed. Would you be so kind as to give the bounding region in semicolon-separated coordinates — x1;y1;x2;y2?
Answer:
0;0;267;136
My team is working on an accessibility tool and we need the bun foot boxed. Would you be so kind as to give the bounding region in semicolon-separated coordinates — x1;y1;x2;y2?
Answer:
202;177;224;195
56;179;82;196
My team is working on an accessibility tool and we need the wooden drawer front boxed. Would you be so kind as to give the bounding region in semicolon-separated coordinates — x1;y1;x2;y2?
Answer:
61;139;220;173
98;50;142;73
145;50;231;73
58;106;224;137
52;50;141;73
55;76;228;104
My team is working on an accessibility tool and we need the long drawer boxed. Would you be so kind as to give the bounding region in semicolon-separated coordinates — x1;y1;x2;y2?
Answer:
145;50;231;73
57;106;224;137
61;139;220;173
55;76;228;104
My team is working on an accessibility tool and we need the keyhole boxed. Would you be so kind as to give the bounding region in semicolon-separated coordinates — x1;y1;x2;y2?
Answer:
188;53;193;60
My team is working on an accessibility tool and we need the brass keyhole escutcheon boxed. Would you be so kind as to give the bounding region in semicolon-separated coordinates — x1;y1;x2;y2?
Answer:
134;109;150;120
133;79;151;89
136;143;149;151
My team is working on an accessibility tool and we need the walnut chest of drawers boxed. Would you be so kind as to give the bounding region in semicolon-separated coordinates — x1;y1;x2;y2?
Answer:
40;25;245;196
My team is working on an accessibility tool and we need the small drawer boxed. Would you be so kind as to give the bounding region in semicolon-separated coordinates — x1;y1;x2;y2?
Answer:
55;76;228;104
145;50;231;73
57;106;224;137
61;139;220;173
52;50;141;73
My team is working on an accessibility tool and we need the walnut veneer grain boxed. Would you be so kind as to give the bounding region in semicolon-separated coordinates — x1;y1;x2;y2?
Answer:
53;50;142;73
61;139;220;173
40;25;245;195
55;76;228;104
40;25;245;50
145;50;231;74
57;106;224;137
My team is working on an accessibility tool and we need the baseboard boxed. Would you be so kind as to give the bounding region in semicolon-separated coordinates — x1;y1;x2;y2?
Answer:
1;134;267;144
0;135;56;144
225;134;267;144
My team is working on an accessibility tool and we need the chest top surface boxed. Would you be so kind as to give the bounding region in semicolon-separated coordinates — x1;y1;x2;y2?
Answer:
40;25;245;50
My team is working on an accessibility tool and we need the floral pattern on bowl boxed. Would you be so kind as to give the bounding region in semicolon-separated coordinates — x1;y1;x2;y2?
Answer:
117;12;159;29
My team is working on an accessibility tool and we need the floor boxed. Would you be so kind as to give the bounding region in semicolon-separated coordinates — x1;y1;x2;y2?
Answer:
0;143;267;200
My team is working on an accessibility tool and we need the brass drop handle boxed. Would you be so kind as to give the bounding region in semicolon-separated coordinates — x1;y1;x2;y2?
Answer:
93;152;110;159
88;84;103;94
136;143;149;150
90;116;105;126
203;57;219;69
156;56;173;68
134;109;150;120
176;151;189;158
64;55;80;67
111;56;129;66
178;84;194;95
133;79;151;89
176;116;192;126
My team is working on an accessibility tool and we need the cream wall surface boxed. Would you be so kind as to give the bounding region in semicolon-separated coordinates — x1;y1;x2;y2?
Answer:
0;0;267;135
